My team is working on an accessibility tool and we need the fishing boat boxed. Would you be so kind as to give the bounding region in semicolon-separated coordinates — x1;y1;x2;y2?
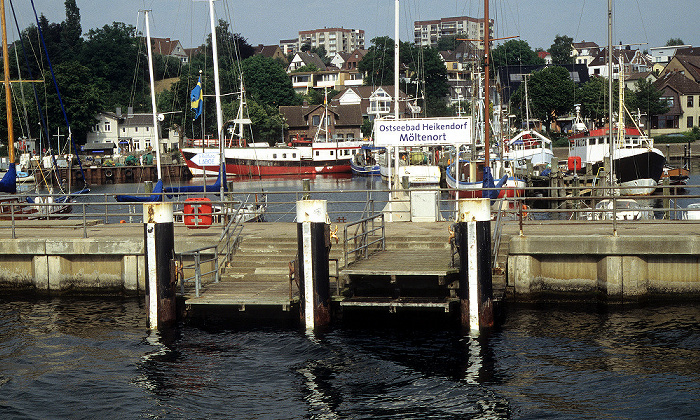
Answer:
569;9;665;196
350;144;382;176
378;147;441;186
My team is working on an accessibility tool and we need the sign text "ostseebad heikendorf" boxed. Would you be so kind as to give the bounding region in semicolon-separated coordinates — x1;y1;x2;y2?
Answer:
373;118;472;147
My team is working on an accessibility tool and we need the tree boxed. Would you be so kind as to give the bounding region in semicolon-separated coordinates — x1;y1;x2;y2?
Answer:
42;61;106;144
627;79;669;131
358;36;395;86
511;66;575;131
576;76;612;125
414;46;449;116
436;33;468;51
665;38;685;47
80;23;144;110
241;54;298;107
491;39;545;69
548;35;573;65
59;0;82;61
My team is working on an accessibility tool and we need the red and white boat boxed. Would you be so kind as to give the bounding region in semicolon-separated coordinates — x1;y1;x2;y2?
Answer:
181;138;366;177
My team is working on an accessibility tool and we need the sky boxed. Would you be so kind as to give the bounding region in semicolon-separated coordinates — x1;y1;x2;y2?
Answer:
7;0;697;52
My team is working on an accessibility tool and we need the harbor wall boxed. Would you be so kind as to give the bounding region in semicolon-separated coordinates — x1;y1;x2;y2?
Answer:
0;238;146;295
508;235;700;302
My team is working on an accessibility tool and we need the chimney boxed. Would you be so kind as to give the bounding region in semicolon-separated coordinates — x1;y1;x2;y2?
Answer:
116;107;122;117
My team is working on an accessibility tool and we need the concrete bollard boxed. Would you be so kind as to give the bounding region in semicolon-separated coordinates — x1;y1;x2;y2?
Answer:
143;203;176;330
457;199;494;333
296;200;331;330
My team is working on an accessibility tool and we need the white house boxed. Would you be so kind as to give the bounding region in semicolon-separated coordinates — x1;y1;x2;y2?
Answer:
86;108;179;155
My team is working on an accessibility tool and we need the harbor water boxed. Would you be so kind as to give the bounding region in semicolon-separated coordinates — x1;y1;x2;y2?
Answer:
4;175;699;418
0;297;698;418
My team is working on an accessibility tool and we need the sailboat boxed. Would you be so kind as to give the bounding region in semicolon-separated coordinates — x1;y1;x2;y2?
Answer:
0;0;85;219
503;75;554;175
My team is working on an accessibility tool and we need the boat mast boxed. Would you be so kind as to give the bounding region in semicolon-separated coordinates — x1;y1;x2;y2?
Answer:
607;0;614;186
207;0;225;203
143;10;162;180
483;0;490;164
1;0;15;164
392;0;399;192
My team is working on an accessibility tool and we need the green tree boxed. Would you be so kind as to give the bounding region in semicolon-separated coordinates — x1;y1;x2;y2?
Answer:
415;46;449;116
627;78;669;131
548;35;573;65
59;0;82;62
491;39;545;69
358;36;395;86
665;38;685;46
241;54;298;107
576;75;612;125
511;66;575;131
80;23;144;110
42;61;106;144
436;33;468;51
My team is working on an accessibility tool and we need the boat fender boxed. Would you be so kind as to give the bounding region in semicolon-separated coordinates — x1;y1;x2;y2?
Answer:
105;169;113;178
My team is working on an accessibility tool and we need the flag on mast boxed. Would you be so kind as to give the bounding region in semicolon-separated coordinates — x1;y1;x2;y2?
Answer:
190;76;203;119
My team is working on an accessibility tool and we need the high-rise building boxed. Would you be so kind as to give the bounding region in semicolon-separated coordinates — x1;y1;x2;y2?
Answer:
295;28;365;57
414;16;492;49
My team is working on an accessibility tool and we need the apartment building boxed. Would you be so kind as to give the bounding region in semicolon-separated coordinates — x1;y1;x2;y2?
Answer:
295;28;365;57
414;16;491;49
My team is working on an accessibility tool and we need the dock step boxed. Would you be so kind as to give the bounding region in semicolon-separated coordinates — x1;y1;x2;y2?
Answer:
340;297;457;312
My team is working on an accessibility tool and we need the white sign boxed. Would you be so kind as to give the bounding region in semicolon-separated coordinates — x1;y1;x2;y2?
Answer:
374;117;472;147
190;152;219;166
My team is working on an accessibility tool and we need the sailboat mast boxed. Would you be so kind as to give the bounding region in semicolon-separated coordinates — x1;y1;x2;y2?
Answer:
1;0;15;164
143;10;162;179
207;0;225;202
607;0;614;185
394;0;399;120
483;0;490;164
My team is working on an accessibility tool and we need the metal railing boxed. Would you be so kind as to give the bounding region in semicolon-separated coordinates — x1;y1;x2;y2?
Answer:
2;182;700;240
178;199;249;297
343;212;385;268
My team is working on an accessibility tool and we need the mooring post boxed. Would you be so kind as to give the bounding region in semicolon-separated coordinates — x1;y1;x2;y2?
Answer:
457;198;493;333
296;199;331;330
144;203;176;330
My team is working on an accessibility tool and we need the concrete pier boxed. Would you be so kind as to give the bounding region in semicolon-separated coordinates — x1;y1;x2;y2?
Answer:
1;220;700;304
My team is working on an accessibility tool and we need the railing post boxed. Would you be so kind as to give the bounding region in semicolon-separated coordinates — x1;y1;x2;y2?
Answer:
194;253;201;297
82;203;87;238
214;247;220;283
11;202;16;239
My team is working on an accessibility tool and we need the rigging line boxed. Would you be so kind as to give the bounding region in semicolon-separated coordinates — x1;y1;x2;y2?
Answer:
574;0;586;43
28;0;87;186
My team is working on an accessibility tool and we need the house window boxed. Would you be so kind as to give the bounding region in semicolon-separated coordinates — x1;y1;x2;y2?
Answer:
688;96;695;108
134;127;138;132
122;127;126;133
346;133;355;140
662;97;674;107
312;115;320;126
103;121;111;132
688;116;694;128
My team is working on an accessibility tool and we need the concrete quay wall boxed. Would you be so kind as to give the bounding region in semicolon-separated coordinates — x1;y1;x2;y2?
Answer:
508;234;700;302
0;238;146;295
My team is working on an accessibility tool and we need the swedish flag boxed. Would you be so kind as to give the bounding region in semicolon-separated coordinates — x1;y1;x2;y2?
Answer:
190;76;203;119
